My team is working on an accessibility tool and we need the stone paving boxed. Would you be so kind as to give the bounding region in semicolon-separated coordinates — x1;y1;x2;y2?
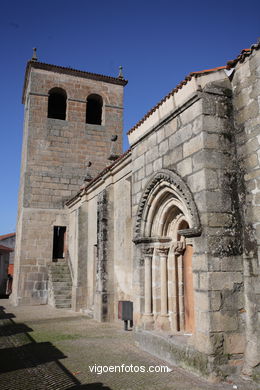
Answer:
0;299;258;390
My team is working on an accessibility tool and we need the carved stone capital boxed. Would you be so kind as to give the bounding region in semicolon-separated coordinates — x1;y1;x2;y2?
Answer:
143;247;154;257
172;240;186;255
157;247;169;257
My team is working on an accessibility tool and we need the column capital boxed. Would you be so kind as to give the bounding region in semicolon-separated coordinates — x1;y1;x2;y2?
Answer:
157;247;169;257
172;240;186;255
143;247;154;257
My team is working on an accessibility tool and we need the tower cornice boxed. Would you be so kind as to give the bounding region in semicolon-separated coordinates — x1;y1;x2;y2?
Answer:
22;60;128;104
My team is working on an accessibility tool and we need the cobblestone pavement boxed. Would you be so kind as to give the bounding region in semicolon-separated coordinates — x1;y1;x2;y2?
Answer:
0;299;258;390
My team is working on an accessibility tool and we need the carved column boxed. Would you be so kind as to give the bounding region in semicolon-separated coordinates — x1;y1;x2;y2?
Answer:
143;247;154;316
142;247;154;330
172;240;186;331
156;247;170;332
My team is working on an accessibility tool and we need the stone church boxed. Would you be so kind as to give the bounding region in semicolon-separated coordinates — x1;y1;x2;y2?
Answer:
11;42;260;381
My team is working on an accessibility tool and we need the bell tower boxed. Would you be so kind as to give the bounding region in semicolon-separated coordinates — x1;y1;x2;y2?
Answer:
12;50;127;305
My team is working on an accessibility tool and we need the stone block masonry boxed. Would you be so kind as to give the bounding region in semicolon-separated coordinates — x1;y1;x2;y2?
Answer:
12;45;260;383
231;48;260;380
12;61;127;305
129;52;260;379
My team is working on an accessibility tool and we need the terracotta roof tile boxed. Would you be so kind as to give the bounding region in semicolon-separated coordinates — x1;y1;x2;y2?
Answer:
0;232;16;241
0;244;13;253
128;41;260;136
226;40;260;69
127;66;227;135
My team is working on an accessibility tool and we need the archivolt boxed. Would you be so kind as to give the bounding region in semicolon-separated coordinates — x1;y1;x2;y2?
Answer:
134;169;201;239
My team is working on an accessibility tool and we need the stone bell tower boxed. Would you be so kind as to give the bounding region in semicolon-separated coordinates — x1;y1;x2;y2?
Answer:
12;49;127;305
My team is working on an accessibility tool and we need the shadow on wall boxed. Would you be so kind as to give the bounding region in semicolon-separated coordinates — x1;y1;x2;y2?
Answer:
0;305;112;390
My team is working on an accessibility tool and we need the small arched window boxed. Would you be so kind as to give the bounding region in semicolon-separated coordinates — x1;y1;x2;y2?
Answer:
48;88;67;120
86;94;103;125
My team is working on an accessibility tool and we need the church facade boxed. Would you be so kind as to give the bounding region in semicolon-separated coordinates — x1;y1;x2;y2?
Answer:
12;43;260;381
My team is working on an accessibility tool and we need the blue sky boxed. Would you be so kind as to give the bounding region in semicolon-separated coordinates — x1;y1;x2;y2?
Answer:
0;0;259;235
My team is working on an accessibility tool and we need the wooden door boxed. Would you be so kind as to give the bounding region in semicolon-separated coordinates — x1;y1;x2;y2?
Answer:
183;245;195;333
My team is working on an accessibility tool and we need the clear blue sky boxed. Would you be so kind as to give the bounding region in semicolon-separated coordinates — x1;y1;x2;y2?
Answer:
0;0;259;235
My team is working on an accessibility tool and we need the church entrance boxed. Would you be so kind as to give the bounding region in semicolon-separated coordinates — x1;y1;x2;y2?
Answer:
134;170;201;334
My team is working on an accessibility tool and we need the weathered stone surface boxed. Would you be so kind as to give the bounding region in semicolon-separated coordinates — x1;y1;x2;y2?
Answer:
12;46;260;383
169;124;193;149
13;63;125;306
224;334;246;354
183;133;204;158
177;157;192;177
209;272;243;290
211;311;238;332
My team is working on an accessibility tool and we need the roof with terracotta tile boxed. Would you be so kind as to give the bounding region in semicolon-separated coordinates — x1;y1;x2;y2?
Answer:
63;40;260;206
226;40;260;68
0;244;13;253
127;66;227;135
0;233;16;241
22;60;128;103
127;40;260;136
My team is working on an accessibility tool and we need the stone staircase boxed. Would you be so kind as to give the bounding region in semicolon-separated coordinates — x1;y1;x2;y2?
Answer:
48;262;72;309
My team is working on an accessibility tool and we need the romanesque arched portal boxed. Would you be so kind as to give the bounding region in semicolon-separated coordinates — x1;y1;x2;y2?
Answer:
134;169;201;332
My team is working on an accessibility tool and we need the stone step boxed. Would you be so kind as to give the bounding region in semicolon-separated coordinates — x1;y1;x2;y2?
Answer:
53;290;71;296
49;266;70;270
55;298;71;303
49;269;71;274
48;261;72;309
50;275;71;279
55;299;71;306
52;289;71;295
52;283;71;289
56;304;71;309
53;294;72;300
50;276;71;282
51;281;71;286
52;287;71;293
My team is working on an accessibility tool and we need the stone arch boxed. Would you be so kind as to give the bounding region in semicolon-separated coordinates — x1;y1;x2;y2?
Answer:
134;169;200;333
134;169;201;240
48;87;67;120
86;93;103;125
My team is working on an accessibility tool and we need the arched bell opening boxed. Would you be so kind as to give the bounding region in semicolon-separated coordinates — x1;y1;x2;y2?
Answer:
48;87;67;120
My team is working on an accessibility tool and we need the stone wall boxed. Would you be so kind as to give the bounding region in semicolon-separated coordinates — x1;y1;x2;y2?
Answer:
129;69;246;378
231;48;260;380
12;209;68;304
67;154;132;321
12;62;126;305
12;48;260;381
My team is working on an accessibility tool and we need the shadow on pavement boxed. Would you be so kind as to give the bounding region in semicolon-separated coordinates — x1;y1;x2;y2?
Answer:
68;384;112;389
0;305;15;320
0;305;112;390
